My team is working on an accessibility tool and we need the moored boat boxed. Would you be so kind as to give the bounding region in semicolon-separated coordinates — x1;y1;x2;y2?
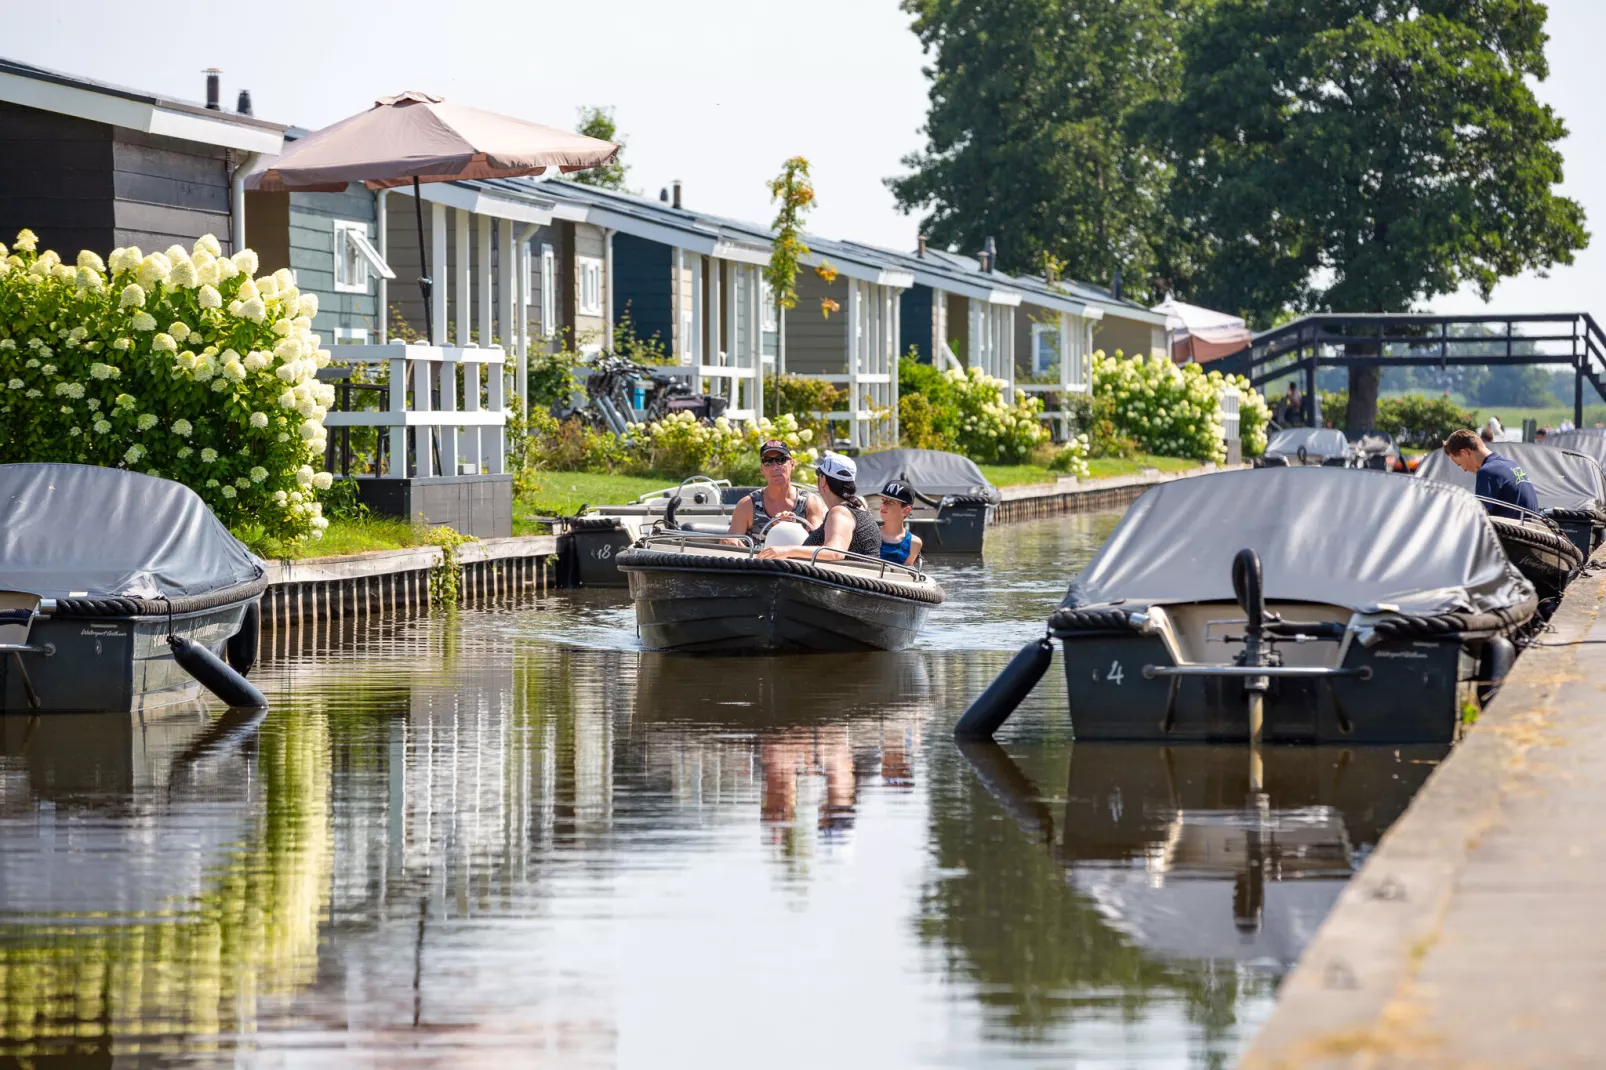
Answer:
552;476;739;587
1045;468;1538;743
616;534;944;653
1254;427;1353;467
0;464;268;713
853;448;1000;554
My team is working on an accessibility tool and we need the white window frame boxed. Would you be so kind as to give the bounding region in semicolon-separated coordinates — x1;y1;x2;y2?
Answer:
333;220;391;294
1031;321;1059;375
332;326;370;345
760;279;778;332
540;244;556;339
578;255;604;317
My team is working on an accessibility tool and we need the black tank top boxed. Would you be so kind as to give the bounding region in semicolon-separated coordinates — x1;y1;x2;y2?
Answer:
802;503;882;557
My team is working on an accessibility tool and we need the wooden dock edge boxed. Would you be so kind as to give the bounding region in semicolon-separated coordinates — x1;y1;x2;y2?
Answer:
993;463;1230;523
260;534;558;628
1240;551;1606;1069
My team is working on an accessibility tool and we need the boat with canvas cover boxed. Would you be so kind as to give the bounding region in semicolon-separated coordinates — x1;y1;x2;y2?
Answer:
552;476;739;587
616;533;944;653
1043;468;1538;744
852;448;1000;554
0;464;268;713
1254;427;1353;467
1416;440;1601;588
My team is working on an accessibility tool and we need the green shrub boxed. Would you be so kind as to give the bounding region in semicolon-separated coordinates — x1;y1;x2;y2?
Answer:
0;230;334;543
636;411;818;481
765;372;842;444
1091;350;1269;462
1318;390;1478;448
895;357;1048;463
1084;393;1141;459
1047;434;1092;478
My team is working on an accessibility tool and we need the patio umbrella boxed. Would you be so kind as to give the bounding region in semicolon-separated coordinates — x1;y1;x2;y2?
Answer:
243;91;616;340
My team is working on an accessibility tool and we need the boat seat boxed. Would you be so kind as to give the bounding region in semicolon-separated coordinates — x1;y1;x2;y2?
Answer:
671;522;730;536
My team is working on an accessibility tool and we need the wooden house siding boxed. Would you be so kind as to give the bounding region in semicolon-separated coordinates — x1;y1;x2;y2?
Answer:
945;293;970;365
899;285;935;364
0;101;115;255
571;222;606;343
612;232;671;350
1094;317;1164;360
109;128;233;255
283;185;379;341
783;271;848;375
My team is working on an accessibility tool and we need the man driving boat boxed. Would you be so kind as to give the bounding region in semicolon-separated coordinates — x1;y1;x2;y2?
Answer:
726;439;826;540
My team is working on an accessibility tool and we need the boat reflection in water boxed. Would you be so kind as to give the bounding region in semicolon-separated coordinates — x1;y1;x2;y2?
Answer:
960;741;1447;969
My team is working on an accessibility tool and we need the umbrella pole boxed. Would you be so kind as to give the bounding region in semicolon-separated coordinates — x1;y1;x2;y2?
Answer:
414;176;433;342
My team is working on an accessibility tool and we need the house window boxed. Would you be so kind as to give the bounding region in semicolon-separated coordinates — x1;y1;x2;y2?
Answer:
332;327;370;345
540;244;556;338
333;221;393;294
760;279;778;332
578;256;604;317
1031;322;1060;375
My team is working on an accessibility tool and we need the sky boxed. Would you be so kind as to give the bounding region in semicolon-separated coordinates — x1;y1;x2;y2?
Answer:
4;0;1602;316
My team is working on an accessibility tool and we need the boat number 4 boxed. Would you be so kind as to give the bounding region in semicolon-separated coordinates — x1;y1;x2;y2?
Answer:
1097;660;1124;685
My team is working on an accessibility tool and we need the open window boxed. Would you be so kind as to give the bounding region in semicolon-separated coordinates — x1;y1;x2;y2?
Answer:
333;221;394;294
578;255;604;317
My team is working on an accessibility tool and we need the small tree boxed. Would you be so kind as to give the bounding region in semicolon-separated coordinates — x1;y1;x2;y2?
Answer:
764;156;815;324
567;106;630;191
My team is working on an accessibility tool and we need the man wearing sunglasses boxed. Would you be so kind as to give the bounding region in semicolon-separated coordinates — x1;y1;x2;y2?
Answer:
727;439;826;541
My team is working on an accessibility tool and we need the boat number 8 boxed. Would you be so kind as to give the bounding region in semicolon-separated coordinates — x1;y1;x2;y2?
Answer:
1106;660;1124;686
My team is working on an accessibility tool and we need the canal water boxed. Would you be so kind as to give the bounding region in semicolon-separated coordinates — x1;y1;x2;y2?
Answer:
0;512;1444;1067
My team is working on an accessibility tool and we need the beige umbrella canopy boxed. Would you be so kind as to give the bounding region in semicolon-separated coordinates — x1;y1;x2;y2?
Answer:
243;91;617;337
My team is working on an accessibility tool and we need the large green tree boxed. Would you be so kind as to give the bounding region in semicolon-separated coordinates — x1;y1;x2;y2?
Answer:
566;106;631;192
889;0;1201;300
1154;0;1587;430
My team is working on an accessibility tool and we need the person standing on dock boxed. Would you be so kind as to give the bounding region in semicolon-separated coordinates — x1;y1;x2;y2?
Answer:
1444;428;1538;520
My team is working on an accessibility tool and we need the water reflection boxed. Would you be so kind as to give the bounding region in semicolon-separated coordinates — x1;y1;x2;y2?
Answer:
0;512;1435;1067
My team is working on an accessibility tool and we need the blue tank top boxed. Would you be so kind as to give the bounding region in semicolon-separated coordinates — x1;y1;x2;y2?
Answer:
880;529;914;564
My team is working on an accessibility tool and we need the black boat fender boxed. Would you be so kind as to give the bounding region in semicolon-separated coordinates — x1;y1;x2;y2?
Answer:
227;600;260;676
1476;635;1517;704
168;634;268;709
953;637;1055;740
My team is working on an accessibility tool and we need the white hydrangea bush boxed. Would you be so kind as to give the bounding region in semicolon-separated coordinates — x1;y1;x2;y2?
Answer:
0;230;336;541
641;410;820;480
944;365;1050;463
1092;350;1270;463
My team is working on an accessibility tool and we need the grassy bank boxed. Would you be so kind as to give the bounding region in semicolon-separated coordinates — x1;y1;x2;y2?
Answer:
254;514;432;561
978;454;1201;488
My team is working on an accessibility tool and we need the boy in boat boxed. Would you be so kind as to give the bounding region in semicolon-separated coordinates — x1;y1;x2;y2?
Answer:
877;481;924;567
1444;428;1538;521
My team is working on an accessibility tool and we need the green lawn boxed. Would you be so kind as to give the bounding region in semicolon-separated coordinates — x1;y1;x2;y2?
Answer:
515;470;693;531
978;454;1201;488
252;514;432;562
1469;404;1606;431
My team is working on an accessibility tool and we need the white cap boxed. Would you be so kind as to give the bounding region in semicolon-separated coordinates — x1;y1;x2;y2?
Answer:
815;451;857;482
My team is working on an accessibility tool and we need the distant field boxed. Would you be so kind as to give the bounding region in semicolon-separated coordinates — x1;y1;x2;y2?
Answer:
1474;404;1606;431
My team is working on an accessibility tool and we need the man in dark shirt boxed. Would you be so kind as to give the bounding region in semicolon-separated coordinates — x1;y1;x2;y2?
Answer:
1443;428;1538;520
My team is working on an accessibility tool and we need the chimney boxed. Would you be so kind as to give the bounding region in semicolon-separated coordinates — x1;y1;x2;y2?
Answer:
659;187;669;203
917;234;927;259
1112;267;1124;301
982;235;997;273
204;68;221;111
671;180;682;209
236;89;253;116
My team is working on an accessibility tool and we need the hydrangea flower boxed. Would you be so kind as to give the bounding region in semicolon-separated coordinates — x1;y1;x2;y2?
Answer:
296;465;315;487
238;297;266;323
131;312;156;331
200;448;218;463
249;410;269;428
311;471;333;490
123;444;144;464
193;234;222;257
119;283;146;309
13;229;37;253
197;284;222;309
92;419;111;434
169;258;198;289
151;333;176;353
172;418;193;436
221;485;237;499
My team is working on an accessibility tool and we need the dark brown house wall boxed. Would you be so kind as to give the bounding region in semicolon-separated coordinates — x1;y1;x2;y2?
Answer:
110;128;233;255
0;100;115;256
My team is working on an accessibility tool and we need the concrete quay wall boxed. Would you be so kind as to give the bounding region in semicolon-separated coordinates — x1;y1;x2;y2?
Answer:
1242;551;1606;1069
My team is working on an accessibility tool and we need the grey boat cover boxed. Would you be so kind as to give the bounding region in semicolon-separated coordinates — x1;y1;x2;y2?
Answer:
1548;430;1606;471
1351;431;1399;459
1063;468;1532;616
1264;427;1350;462
852;449;1001;504
0;464;265;600
1416;442;1606;515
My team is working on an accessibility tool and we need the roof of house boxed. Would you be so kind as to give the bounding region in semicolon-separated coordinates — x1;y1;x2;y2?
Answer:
0;56;285;154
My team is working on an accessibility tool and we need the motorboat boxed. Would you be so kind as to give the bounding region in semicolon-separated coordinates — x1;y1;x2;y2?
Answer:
0;464;267;712
1045;468;1538;743
1547;429;1606;473
616;533;944;653
1417;441;1601;588
552;476;740;587
1254;427;1353;467
853;448;1000;553
1349;430;1402;471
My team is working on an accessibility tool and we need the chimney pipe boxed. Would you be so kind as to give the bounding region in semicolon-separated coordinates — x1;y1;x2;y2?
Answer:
917;234;927;259
204;68;221;111
1112;267;1124;301
659;187;669;202
982;235;997;273
236;89;253;116
671;180;682;210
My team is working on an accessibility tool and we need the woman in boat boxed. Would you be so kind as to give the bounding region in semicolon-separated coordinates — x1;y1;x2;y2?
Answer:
726;439;826;541
756;452;881;562
877;481;924;567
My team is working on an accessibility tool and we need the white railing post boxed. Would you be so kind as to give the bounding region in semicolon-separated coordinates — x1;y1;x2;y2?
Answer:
430;204;448;346
487;347;506;475
388;353;406;475
413;353;434;476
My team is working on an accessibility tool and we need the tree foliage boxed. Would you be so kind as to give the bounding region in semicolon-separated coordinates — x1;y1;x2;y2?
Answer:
764;157;815;315
889;0;1199;300
1156;0;1585;325
567;106;630;191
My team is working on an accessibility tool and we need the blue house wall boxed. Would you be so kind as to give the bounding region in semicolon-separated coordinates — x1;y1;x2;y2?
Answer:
288;185;379;341
612;232;671;350
899;285;934;364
